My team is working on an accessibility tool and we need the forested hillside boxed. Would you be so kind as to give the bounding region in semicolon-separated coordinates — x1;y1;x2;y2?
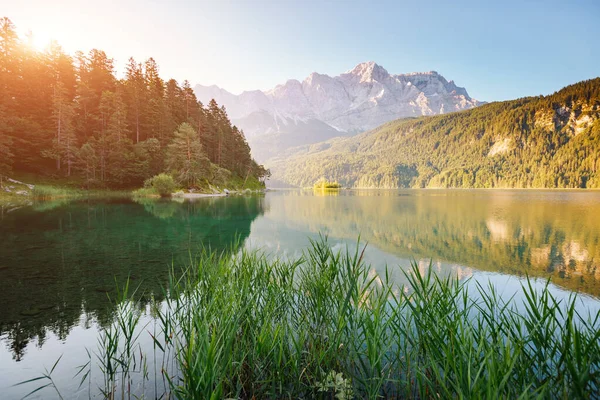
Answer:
270;78;600;188
0;17;267;189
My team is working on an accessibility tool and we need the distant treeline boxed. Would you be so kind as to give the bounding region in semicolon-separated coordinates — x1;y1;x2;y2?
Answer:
0;17;268;188
271;77;600;188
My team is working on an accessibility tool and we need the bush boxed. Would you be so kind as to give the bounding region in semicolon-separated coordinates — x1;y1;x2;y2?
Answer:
314;178;342;189
145;173;176;197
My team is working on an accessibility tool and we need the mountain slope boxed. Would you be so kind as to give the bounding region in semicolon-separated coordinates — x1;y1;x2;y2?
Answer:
268;78;600;189
194;62;482;160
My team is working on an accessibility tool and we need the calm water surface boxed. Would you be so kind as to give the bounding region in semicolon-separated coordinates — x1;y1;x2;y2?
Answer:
1;189;600;398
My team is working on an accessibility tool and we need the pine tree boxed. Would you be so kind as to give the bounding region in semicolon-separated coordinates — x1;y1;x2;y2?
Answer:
206;99;222;163
125;58;146;143
106;87;127;143
182;80;193;121
43;81;76;176
0;107;13;179
0;17;19;107
74;51;94;141
164;79;184;144
0;19;16;179
144;58;166;141
76;142;97;186
95;91;114;182
46;41;76;101
0;18;267;189
137;138;162;178
166;122;210;187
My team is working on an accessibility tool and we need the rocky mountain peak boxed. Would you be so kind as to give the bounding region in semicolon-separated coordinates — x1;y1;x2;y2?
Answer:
347;61;390;82
194;62;482;161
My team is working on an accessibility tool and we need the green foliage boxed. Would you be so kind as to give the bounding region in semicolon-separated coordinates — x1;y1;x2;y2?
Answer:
316;371;354;399
28;184;127;201
130;186;157;198
0;196;266;364
314;178;342;189
272;78;600;189
144;173;176;197
28;237;599;398
0;17;268;189
0;108;14;177
210;164;232;186
32;185;80;200
166;123;210;187
235;174;264;190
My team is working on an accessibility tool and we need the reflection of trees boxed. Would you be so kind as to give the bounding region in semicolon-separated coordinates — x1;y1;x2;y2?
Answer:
265;191;600;295
313;188;340;197
0;196;265;360
136;198;179;219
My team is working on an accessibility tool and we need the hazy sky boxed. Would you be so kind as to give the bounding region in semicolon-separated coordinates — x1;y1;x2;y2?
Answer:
3;0;599;101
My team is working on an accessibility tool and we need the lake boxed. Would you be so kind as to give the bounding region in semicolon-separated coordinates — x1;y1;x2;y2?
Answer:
1;189;600;398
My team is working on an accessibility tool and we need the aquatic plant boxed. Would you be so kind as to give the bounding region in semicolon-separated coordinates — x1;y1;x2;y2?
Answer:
29;184;129;202
18;237;600;398
31;185;80;200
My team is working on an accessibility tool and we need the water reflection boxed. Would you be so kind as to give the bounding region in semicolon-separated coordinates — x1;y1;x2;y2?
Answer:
2;190;600;398
247;190;600;295
313;188;341;196
0;196;265;361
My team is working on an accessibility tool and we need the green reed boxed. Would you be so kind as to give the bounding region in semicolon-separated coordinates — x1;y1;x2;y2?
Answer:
17;236;600;399
30;184;130;201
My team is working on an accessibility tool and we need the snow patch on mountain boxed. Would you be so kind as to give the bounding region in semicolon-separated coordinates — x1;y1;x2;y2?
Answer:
194;62;482;160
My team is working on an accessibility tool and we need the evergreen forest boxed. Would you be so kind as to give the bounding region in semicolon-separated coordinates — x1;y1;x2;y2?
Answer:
0;17;268;190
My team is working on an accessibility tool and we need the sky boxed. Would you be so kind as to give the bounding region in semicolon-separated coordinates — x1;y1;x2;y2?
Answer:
2;0;599;101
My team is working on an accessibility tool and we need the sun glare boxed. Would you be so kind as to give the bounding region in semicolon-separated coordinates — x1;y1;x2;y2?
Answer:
27;30;53;51
17;26;63;52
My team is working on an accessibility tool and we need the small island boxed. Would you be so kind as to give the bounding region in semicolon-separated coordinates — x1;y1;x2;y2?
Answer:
313;178;342;190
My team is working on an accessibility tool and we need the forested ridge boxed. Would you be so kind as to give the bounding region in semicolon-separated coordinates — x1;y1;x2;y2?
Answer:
270;77;600;188
0;17;267;189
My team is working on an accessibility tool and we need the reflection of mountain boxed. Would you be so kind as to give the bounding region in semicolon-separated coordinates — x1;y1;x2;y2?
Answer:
0;197;265;360
256;190;600;296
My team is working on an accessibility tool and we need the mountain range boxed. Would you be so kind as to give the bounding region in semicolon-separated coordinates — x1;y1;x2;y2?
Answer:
194;62;482;160
267;78;600;189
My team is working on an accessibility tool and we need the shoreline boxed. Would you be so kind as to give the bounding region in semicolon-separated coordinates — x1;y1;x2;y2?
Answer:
272;187;600;191
178;193;228;198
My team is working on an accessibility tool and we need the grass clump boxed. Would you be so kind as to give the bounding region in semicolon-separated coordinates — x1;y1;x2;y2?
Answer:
32;184;81;200
131;186;159;198
31;184;129;201
19;237;600;399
